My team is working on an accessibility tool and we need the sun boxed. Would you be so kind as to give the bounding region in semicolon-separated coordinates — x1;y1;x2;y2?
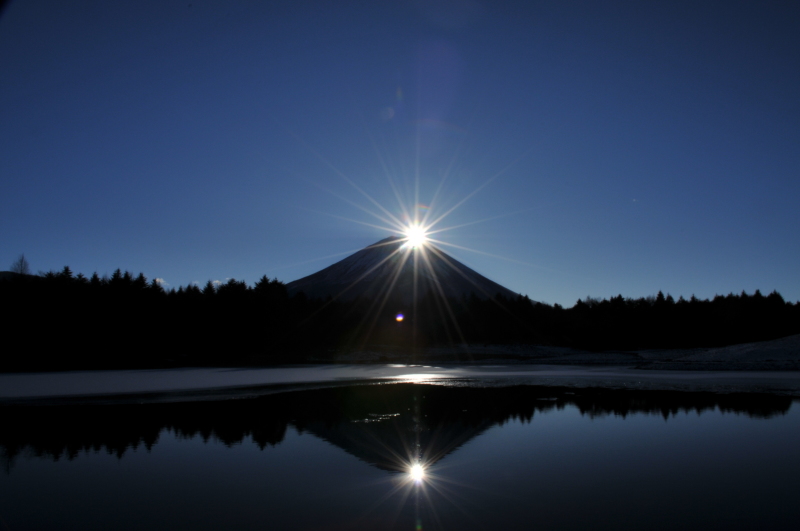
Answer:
403;224;428;249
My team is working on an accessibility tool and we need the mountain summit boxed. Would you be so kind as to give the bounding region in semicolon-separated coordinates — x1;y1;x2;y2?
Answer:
287;236;519;303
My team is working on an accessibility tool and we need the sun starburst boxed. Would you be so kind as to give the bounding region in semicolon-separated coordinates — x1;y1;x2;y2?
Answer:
281;103;535;357
403;224;429;249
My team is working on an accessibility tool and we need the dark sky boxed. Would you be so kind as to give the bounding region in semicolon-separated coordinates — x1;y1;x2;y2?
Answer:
2;0;798;305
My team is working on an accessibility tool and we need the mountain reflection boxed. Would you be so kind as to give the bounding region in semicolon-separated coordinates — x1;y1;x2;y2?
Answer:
1;384;793;472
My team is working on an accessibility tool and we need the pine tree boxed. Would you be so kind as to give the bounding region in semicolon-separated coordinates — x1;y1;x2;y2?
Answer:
202;280;217;297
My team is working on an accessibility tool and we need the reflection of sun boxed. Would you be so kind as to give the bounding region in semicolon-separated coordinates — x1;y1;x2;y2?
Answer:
389;373;444;383
409;463;426;483
344;401;473;529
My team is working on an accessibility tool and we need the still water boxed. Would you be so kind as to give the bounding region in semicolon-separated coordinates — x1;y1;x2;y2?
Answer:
2;383;799;530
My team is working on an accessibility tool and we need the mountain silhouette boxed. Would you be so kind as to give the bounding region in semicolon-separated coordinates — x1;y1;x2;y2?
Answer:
287;236;519;303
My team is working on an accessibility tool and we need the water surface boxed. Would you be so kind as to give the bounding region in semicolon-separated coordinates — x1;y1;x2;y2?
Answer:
2;383;798;530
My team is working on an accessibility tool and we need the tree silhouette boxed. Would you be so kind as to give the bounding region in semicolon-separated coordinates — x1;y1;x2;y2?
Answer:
1;262;798;372
9;254;30;275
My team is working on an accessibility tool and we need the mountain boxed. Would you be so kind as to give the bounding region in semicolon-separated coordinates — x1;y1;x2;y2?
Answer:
286;236;519;303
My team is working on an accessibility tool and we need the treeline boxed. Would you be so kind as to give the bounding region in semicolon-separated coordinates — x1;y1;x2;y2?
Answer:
441;290;800;351
0;268;340;371
1;267;799;371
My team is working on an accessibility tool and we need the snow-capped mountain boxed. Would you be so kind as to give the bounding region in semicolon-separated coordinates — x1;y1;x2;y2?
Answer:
286;236;519;303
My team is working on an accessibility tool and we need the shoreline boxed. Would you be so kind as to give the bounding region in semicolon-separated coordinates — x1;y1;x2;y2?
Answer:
1;336;798;404
3;334;798;374
322;333;800;371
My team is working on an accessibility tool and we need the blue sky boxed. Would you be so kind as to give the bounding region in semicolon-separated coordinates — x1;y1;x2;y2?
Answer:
2;0;798;306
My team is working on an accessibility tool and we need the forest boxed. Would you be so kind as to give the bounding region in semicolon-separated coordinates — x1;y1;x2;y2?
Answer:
1;265;798;372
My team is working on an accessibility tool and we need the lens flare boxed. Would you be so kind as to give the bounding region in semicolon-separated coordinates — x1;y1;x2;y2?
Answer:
396;313;404;322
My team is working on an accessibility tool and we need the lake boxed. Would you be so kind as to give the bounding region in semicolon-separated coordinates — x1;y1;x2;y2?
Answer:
1;368;799;530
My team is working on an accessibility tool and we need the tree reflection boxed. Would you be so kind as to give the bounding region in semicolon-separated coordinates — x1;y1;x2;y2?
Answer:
1;384;794;473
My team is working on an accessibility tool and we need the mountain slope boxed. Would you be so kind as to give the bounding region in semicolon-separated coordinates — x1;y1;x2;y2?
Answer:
286;236;519;303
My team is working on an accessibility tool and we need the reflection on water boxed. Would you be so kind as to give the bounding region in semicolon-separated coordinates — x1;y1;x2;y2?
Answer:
2;385;791;470
1;385;799;530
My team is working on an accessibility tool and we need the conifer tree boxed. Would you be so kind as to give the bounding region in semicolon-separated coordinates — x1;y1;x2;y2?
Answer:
202;280;216;297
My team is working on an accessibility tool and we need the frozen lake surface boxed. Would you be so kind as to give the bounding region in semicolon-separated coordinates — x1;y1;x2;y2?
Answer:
3;364;800;403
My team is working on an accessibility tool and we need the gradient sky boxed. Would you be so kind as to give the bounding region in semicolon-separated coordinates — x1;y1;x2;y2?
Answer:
2;0;798;306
